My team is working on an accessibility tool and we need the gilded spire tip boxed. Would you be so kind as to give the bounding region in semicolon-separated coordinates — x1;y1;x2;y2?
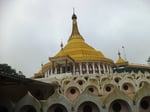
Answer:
118;50;121;57
68;10;84;42
72;8;77;19
60;41;63;49
73;8;75;14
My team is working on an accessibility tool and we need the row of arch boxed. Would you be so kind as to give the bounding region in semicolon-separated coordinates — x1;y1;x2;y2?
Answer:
1;91;150;112
36;72;150;101
25;72;150;101
64;83;135;101
63;80;147;98
57;74;150;99
44;62;113;77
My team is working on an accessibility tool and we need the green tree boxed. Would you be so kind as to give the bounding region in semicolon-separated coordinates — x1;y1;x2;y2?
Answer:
0;64;25;78
147;57;150;65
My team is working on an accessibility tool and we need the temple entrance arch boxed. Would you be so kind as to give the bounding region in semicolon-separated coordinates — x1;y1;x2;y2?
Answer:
138;96;150;112
109;99;132;112
47;104;68;112
77;101;100;112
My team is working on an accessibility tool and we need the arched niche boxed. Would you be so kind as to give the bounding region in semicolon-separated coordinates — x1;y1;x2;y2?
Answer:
114;77;122;83
138;80;149;88
85;85;99;96
73;90;103;112
15;92;41;112
89;78;99;85
62;80;71;87
121;82;135;94
65;86;80;101
103;84;115;95
47;104;67;112
100;77;109;83
109;99;132;112
76;79;85;86
104;88;134;112
77;101;100;112
138;96;150;112
42;91;71;112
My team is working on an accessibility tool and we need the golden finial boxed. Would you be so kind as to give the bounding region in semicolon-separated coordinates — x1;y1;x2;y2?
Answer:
60;41;63;49
118;50;121;57
72;8;77;19
73;8;75;14
122;46;127;61
68;9;84;42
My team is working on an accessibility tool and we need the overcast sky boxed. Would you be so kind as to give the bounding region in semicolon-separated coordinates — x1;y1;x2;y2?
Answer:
0;0;150;77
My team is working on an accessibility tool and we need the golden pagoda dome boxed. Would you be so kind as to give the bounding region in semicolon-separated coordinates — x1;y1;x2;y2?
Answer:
35;12;115;78
54;13;114;64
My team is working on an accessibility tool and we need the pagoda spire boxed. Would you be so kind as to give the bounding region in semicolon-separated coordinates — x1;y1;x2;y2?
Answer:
68;9;84;42
116;50;127;64
60;41;63;50
118;50;121;58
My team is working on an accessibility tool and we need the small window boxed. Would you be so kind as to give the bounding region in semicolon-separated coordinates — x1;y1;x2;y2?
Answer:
83;105;92;112
88;88;94;93
115;78;119;83
54;107;63;112
78;81;83;85
123;84;128;90
70;88;76;94
140;100;149;110
105;86;111;92
112;102;121;112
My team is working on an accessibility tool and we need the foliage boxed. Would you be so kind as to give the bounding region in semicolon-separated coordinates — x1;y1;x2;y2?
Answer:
147;56;150;65
0;64;25;78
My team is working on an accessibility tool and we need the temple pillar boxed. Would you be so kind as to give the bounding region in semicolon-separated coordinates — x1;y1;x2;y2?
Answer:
108;65;111;73
52;61;54;74
47;69;49;77
103;64;106;74
92;63;95;74
48;68;50;76
44;71;47;78
50;68;53;75
54;67;57;74
65;60;67;73
98;63;101;74
86;62;89;74
107;65;109;73
60;67;62;74
44;72;46;78
79;63;82;75
110;66;113;73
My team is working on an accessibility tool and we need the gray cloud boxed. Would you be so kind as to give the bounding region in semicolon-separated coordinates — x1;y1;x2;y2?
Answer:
0;0;150;77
